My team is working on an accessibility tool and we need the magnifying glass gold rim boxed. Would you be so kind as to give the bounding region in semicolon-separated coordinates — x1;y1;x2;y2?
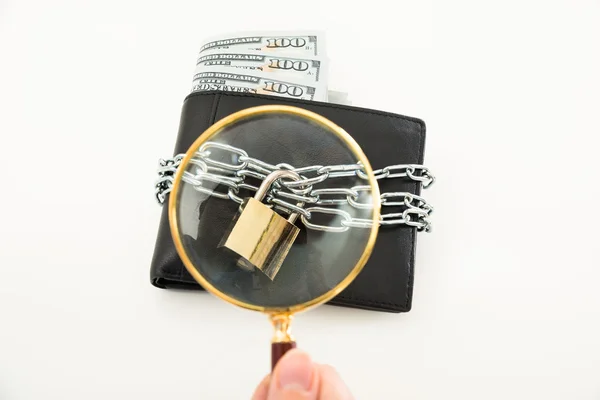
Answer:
168;104;381;315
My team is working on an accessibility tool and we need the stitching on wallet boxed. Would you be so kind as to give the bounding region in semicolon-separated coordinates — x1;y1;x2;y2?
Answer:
402;109;425;310
328;296;405;308
176;91;425;310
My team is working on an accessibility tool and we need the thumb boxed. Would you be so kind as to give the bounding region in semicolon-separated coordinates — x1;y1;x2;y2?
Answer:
267;349;318;400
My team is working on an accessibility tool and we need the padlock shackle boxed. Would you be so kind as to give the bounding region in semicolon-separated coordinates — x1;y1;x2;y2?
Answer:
255;170;304;225
254;170;302;201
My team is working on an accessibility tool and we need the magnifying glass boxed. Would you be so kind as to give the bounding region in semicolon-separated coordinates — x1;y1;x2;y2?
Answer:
168;105;380;369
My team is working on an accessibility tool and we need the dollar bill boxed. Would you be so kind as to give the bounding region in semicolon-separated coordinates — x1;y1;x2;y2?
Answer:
198;31;325;57
196;49;328;83
191;67;327;101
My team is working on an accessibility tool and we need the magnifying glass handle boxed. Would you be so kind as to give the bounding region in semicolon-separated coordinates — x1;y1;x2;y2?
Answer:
272;341;296;370
270;314;295;370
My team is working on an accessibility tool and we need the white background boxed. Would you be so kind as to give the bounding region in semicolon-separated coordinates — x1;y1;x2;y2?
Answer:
1;0;599;399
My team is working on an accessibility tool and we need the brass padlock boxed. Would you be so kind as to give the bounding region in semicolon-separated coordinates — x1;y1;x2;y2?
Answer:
219;170;303;280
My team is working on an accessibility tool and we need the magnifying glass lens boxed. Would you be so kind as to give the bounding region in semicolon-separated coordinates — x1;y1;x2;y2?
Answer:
169;106;379;367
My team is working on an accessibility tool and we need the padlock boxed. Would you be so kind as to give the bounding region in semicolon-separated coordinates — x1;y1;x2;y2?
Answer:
219;169;303;280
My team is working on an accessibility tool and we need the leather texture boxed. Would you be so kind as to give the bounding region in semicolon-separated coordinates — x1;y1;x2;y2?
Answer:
150;91;426;313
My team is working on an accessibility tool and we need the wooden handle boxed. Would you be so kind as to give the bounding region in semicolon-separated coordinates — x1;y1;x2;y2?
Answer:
271;341;296;370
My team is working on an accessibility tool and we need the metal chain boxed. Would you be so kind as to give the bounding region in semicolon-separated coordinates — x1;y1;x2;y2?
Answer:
155;142;435;232
155;154;184;204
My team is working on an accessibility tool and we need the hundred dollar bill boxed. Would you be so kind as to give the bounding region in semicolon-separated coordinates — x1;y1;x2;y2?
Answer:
198;31;325;57
196;49;328;83
191;67;326;101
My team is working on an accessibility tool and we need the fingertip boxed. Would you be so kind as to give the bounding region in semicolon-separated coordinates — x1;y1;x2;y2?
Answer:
317;363;354;400
268;349;319;399
251;374;270;400
273;349;315;390
316;363;338;376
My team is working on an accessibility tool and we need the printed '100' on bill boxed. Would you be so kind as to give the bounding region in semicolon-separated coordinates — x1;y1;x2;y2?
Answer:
196;49;327;83
198;32;324;57
191;68;326;101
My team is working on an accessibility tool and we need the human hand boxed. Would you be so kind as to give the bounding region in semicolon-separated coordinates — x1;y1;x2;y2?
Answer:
251;349;354;400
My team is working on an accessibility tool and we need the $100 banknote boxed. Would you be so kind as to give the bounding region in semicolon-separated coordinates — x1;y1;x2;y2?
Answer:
191;67;327;101
196;49;327;83
190;31;351;103
198;31;325;57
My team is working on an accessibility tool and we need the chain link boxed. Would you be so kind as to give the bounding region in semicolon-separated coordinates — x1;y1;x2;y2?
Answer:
155;143;435;232
154;155;183;204
301;207;352;233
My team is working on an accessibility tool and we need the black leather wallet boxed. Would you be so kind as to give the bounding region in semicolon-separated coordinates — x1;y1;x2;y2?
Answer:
150;91;427;313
